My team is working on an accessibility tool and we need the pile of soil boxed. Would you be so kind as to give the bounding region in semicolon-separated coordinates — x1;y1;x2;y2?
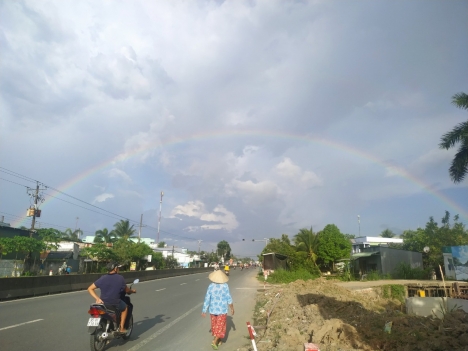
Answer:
249;278;468;351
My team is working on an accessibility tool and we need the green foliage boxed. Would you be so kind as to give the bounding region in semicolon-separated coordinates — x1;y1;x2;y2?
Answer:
316;224;351;269
9;236;45;256
217;240;231;259
439;92;468;183
260;234;296;263
401;211;468;270
81;243;117;263
382;284;405;302
151;252;164;269
294;227;319;266
62;228;83;242
365;271;392;281
112;220;136;240
94;228;115;243
0;237;13;257
164;256;178;269
157;241;166;248
392;262;431;280
380;229;396;238
264;268;319;284
36;228;62;250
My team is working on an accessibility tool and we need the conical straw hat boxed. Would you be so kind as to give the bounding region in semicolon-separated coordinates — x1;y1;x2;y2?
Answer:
208;270;229;283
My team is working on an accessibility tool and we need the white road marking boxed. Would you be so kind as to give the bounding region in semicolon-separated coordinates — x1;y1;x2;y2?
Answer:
180;283;187;285
0;319;43;331
155;288;166;292
126;303;203;351
195;279;200;281
236;288;258;289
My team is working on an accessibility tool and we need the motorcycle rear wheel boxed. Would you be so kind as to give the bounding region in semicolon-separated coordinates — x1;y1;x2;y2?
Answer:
90;320;107;351
122;315;133;340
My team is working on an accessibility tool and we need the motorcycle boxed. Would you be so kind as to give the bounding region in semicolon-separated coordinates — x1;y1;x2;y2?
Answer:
87;279;139;351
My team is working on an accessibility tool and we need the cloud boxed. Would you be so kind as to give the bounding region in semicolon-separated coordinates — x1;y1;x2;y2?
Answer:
107;168;132;183
275;157;322;187
93;193;114;203
170;201;239;232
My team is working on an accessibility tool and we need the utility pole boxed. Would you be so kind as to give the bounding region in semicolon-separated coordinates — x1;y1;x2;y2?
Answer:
28;182;46;237
157;191;164;244
197;240;203;254
138;214;146;243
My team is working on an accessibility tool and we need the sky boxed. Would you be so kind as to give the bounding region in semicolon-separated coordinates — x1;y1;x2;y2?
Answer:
0;0;467;259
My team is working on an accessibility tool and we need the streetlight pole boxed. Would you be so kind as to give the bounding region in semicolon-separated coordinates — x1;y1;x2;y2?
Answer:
157;191;164;244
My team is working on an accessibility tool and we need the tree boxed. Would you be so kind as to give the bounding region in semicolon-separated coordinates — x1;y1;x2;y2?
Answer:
36;228;62;251
380;229;396;238
439;92;468;183
294;227;320;267
81;243;117;272
217;240;231;260
400;211;468;270
0;237;12;259
127;242;154;270
8;236;45;275
94;228;115;244
165;256;178;269
316;224;351;271
112;220;136;240
157;241;166;248
62;228;83;242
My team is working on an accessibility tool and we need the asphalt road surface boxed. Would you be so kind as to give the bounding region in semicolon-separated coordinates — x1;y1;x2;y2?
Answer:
0;268;261;351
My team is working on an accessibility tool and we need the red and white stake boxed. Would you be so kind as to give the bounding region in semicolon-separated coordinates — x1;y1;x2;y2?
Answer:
246;322;258;351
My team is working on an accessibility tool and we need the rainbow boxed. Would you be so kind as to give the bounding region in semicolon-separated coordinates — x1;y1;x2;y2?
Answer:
13;129;468;227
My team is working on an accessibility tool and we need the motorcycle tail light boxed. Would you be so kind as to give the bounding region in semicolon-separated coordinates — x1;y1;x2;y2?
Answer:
88;307;105;316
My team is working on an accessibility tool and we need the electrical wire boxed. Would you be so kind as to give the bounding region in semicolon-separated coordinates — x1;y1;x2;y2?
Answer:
0;177;30;188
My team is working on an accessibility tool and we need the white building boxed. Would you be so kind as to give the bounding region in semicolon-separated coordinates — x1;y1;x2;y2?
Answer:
351;236;403;254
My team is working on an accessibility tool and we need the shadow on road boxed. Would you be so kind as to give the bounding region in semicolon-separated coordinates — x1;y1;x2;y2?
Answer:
132;314;168;339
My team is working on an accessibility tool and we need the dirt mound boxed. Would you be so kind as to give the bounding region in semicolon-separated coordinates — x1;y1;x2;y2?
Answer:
251;278;468;351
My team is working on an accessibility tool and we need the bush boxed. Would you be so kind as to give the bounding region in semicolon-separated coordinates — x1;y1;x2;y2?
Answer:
365;270;391;281
392;262;431;280
263;268;320;284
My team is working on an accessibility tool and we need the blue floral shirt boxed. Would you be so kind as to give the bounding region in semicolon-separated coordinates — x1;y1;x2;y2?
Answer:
202;283;233;315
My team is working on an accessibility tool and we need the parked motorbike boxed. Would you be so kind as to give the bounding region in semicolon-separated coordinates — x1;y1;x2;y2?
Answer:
87;279;139;351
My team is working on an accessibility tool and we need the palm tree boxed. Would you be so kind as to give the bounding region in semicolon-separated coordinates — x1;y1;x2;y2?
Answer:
439;92;468;183
62;228;83;242
294;227;320;266
94;228;115;244
380;229;395;238
112;220;136;240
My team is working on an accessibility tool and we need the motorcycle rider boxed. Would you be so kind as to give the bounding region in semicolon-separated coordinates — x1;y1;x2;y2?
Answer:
87;262;136;333
224;264;230;275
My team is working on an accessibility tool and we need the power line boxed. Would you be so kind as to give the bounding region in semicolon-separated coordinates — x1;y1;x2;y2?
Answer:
0;177;30;188
1;167;141;224
0;167;39;183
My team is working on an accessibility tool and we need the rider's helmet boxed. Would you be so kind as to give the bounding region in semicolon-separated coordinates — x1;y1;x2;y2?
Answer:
106;261;123;272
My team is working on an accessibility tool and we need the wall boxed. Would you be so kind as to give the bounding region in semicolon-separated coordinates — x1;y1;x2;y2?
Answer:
0;267;210;301
380;247;423;275
406;297;468;318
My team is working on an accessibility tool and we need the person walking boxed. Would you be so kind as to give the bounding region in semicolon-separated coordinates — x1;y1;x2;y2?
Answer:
201;270;234;350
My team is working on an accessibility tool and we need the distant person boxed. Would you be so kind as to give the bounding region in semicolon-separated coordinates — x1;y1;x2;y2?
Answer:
39;262;44;275
66;266;71;275
201;270;234;350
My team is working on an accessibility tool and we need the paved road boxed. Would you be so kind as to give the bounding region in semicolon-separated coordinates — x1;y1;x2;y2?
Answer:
0;268;261;351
